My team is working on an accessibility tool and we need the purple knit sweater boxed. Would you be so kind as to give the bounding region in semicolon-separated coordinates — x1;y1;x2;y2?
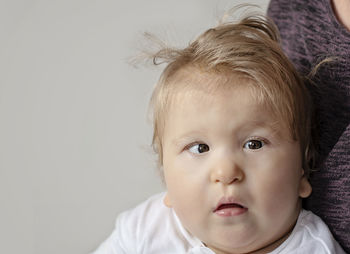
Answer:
268;0;350;252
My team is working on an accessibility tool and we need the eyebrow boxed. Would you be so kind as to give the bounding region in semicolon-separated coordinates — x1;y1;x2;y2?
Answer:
246;120;288;141
239;119;282;135
170;119;283;147
170;131;208;147
244;119;279;129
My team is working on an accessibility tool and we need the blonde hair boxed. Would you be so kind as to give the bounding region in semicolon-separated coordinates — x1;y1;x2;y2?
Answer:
148;14;314;176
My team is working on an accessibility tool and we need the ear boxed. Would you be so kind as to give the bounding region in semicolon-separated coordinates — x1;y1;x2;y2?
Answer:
163;193;172;208
299;169;312;198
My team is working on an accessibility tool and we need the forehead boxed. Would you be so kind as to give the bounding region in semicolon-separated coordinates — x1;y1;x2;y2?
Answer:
166;74;284;130
167;67;264;112
162;85;293;151
158;66;293;140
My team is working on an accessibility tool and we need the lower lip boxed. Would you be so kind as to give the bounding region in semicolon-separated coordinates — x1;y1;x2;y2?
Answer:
214;207;248;217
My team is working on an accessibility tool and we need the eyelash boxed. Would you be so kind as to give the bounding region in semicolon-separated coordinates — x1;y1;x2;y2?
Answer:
184;137;268;154
243;137;268;150
185;142;210;154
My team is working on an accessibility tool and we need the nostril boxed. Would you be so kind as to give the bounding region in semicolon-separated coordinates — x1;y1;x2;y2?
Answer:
210;161;244;184
214;174;243;184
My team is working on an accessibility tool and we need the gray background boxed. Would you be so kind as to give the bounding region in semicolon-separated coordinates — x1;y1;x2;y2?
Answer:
0;1;268;253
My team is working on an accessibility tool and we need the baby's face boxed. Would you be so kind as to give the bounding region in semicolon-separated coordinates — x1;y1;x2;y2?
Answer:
161;76;311;253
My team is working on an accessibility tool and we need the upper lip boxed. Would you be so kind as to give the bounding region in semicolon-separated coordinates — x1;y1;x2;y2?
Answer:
213;196;247;212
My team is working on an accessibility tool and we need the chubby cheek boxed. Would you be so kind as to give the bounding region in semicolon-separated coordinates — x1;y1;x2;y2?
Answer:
163;157;208;221
165;174;195;209
164;172;206;231
252;164;302;219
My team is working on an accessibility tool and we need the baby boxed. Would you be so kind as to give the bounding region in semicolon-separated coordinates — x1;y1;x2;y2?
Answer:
93;14;345;254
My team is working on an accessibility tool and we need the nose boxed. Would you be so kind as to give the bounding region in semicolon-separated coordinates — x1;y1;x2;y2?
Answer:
210;156;244;184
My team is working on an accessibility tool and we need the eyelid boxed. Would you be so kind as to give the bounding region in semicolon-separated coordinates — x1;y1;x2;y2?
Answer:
245;136;269;143
243;137;269;148
184;141;209;154
183;142;200;151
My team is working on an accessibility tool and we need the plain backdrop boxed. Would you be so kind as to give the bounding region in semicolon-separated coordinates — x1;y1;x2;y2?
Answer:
0;0;269;253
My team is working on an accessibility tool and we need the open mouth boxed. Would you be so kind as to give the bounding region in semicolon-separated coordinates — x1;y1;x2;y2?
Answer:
213;198;248;216
215;203;245;211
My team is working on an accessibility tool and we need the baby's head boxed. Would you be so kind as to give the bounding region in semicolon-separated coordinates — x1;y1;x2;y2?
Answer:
149;14;313;253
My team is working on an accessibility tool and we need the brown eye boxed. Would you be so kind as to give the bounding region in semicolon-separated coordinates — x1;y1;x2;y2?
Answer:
189;143;210;154
244;140;264;150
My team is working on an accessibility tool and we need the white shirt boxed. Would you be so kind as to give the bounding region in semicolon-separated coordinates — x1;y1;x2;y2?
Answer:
92;192;346;254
